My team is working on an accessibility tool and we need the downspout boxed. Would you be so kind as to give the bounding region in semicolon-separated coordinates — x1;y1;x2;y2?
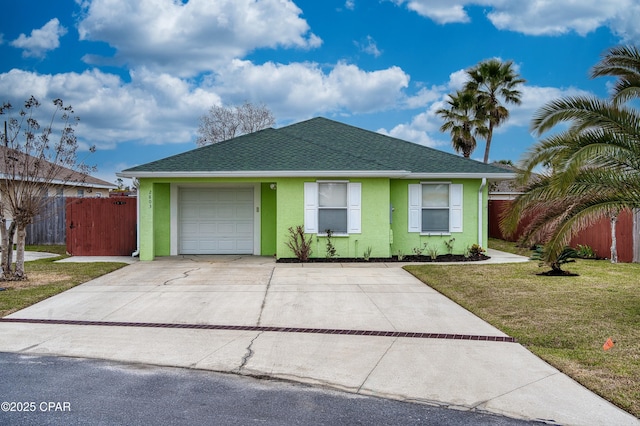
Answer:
132;178;140;257
478;178;487;247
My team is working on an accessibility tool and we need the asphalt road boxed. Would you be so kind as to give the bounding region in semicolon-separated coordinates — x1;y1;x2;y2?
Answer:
0;352;540;425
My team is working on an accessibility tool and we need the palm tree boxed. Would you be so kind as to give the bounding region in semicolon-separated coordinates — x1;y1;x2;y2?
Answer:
501;46;640;266
465;59;525;163
591;45;640;104
436;89;487;158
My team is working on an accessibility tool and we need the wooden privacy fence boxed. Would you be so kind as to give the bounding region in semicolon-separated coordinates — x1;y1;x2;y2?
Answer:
489;200;639;262
66;197;137;256
26;196;66;245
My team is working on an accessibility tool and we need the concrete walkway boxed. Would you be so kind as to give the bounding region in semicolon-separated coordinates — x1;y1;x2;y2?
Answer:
0;252;636;425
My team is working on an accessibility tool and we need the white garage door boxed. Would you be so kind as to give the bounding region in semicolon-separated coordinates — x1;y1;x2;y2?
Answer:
179;187;254;254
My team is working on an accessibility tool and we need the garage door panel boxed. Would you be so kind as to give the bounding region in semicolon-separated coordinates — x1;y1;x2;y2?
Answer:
236;190;253;201
179;187;254;254
236;223;253;233
216;206;236;219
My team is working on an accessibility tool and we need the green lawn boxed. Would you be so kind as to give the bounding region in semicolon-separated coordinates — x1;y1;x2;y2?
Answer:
0;245;128;317
405;239;640;418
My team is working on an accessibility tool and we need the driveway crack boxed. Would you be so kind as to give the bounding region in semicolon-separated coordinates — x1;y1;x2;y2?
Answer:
358;284;397;331
237;331;263;373
256;267;275;326
163;267;200;285
357;337;397;393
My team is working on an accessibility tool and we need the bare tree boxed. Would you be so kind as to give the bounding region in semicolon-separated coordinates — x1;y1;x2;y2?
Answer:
0;96;95;280
196;101;275;146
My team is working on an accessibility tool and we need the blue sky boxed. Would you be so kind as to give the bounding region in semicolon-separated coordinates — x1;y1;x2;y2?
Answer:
0;0;634;185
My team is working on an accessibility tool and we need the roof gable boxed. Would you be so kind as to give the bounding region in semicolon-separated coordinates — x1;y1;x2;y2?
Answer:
121;117;513;177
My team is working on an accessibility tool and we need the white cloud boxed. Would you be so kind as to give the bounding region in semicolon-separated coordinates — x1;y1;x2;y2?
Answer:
378;115;444;147
355;35;382;57
503;85;592;131
209;60;410;119
77;0;321;77
345;0;355;10
393;0;640;41
0;58;411;149
10;18;67;58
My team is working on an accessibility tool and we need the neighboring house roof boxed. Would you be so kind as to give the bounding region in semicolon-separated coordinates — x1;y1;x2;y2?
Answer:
120;117;515;179
488;162;540;194
0;146;115;189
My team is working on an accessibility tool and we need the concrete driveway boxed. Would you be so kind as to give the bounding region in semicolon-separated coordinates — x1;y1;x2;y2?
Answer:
0;255;637;425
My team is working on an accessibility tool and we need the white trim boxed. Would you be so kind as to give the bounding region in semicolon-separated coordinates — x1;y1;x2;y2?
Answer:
117;170;516;180
450;183;463;233
170;183;178;255
347;182;361;234
253;183;261;255
0;174;116;189
408;184;421;233
488;192;523;201
478;178;486;246
119;170;408;178
303;182;318;234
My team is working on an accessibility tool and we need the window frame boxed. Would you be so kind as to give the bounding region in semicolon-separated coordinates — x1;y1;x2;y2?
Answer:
304;181;361;236
317;181;349;235
408;182;463;235
421;183;450;234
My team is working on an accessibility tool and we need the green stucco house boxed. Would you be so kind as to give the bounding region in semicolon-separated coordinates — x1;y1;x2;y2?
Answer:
118;117;514;261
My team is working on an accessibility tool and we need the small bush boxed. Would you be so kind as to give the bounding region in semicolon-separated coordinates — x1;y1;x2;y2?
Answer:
428;247;439;260
576;244;597;259
324;229;337;259
444;238;455;255
363;246;373;261
285;225;313;262
412;243;428;256
468;244;486;257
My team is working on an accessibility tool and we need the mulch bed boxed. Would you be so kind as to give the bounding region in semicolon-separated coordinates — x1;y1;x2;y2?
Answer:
277;254;490;263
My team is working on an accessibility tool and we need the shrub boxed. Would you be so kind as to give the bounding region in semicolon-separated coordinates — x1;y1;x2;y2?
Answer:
468;244;486;257
363;246;373;261
576;244;597;259
444;238;455;255
285;225;313;262
531;245;579;274
324;229;337;259
412;242;428;256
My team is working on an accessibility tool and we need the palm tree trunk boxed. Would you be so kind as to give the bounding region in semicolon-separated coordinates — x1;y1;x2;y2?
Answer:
483;123;494;163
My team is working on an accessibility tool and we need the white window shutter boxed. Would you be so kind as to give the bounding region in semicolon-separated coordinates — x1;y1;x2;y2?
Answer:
347;182;361;234
450;184;463;232
408;184;421;233
304;182;318;233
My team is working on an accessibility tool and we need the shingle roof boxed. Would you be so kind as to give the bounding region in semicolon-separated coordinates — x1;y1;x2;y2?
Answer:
121;117;513;177
0;146;115;188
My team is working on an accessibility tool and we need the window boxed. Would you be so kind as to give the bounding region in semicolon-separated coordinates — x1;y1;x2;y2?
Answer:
318;182;348;233
408;183;463;234
421;184;449;232
304;181;361;234
77;189;85;197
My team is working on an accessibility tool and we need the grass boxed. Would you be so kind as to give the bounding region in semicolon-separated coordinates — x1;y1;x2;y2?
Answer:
404;239;640;418
0;245;128;317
